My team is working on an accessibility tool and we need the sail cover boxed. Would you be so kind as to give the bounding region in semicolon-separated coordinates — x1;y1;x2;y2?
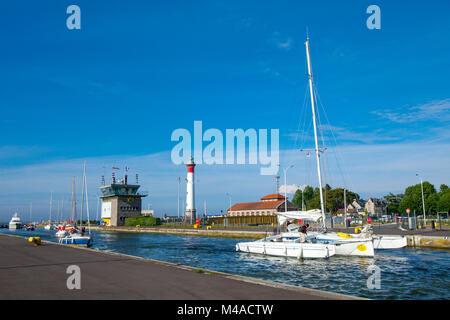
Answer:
276;209;322;225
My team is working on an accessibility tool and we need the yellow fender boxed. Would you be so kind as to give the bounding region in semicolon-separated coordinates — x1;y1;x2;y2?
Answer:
337;232;352;239
354;228;362;234
28;237;41;246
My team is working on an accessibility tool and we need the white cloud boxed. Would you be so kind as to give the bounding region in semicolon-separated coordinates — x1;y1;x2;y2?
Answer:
268;32;293;51
372;98;450;123
279;184;302;195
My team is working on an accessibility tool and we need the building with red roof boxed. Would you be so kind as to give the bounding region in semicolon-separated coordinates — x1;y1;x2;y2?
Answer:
227;194;297;218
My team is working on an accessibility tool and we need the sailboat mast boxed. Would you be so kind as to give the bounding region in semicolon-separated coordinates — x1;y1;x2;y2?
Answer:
49;191;53;223
71;176;76;223
80;164;85;227
305;37;326;228
83;161;91;235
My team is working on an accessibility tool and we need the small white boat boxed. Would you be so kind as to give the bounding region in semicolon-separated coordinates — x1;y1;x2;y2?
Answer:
372;235;407;249
59;232;92;247
44;224;56;230
9;213;22;230
55;226;69;238
347;225;407;250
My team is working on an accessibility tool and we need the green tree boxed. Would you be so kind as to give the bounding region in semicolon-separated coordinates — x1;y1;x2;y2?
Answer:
291;186;315;210
291;189;303;210
324;188;359;213
398;182;438;215
384;193;404;214
437;189;450;213
300;185;359;212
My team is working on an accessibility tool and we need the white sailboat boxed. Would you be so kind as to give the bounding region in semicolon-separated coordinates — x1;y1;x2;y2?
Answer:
237;35;378;258
293;37;405;252
44;192;56;230
59;162;92;247
236;210;336;259
298;36;375;257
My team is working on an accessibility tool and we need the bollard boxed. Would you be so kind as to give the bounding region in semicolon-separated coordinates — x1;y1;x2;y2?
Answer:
28;237;41;246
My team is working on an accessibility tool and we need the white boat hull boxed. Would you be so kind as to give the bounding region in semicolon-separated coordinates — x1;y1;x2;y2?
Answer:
372;235;407;250
58;234;92;247
9;223;21;230
333;239;375;257
55;230;69;238
236;241;335;259
309;232;375;257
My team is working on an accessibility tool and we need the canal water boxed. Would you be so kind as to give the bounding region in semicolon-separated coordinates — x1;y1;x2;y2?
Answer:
1;228;449;300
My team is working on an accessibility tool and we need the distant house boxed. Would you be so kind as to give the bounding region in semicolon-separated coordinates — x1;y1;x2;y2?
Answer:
365;198;387;217
336;208;356;215
345;198;387;217
347;199;367;215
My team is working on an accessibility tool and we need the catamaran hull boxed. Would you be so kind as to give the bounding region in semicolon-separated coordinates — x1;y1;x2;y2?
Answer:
332;240;375;257
236;241;335;259
372;236;407;250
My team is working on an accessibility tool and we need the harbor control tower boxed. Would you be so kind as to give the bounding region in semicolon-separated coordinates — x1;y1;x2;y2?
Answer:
99;173;148;226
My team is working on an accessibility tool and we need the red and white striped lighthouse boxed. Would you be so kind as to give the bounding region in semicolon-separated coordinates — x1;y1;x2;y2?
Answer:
185;157;196;224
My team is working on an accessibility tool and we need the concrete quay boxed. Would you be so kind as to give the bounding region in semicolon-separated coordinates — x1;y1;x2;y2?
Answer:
0;234;361;300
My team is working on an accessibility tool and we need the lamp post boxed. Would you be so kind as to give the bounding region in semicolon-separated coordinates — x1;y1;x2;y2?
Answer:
177;177;181;219
283;165;294;212
416;173;426;226
226;193;232;213
226;193;232;226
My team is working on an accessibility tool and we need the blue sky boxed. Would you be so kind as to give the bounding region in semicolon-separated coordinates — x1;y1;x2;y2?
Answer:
0;1;449;221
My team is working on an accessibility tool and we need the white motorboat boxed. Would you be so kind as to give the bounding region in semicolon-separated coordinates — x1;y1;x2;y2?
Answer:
344;225;407;250
9;213;22;230
55;226;69;238
59;231;92;246
44;224;56;230
372;235;407;249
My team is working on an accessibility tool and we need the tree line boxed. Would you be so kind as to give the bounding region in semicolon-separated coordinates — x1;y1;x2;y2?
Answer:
384;183;449;215
291;184;359;213
290;183;450;215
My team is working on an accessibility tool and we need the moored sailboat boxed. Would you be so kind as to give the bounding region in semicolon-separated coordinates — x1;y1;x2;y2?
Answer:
58;162;92;247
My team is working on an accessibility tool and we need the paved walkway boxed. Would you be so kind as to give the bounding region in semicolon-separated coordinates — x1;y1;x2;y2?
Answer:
0;234;359;300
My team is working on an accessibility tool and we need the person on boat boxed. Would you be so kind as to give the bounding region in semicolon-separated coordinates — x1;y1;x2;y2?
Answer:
298;223;309;243
299;223;309;234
